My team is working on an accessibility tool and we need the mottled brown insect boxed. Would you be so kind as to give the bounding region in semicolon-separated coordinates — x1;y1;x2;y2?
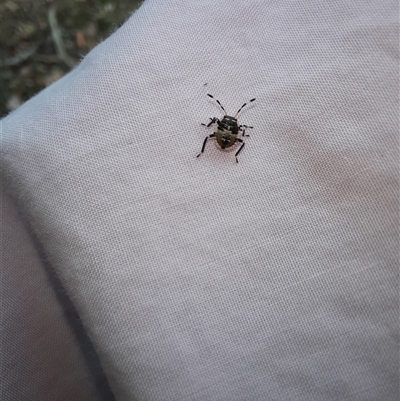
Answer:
197;94;255;163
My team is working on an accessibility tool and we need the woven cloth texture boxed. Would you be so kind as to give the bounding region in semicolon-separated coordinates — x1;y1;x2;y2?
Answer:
1;179;110;401
1;0;398;400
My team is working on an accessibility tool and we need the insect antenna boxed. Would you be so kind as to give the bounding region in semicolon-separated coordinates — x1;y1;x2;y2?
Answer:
207;94;227;115
234;98;256;118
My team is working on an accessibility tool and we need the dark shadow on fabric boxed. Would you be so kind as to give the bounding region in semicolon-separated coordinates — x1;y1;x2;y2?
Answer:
16;209;117;401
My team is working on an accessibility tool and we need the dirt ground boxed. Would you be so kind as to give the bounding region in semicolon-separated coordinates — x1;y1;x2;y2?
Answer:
0;0;142;117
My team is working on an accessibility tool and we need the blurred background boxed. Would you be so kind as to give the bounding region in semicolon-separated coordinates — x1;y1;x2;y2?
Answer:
0;0;143;117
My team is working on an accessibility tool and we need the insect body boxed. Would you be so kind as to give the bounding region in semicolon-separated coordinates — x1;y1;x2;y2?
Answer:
197;94;255;163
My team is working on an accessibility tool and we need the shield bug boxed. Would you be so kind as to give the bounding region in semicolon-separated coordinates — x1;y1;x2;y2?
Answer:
197;94;255;163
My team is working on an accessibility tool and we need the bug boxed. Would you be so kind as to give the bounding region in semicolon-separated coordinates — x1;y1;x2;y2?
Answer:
197;94;255;163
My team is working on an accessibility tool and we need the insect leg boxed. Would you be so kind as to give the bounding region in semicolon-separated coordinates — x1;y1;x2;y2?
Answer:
239;125;253;137
235;138;245;163
240;128;250;137
197;133;215;158
201;117;218;128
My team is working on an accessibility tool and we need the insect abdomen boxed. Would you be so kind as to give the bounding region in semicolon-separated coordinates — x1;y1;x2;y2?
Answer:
216;128;237;149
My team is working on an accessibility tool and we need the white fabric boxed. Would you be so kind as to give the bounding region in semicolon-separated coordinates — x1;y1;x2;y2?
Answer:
0;178;107;401
1;0;398;400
